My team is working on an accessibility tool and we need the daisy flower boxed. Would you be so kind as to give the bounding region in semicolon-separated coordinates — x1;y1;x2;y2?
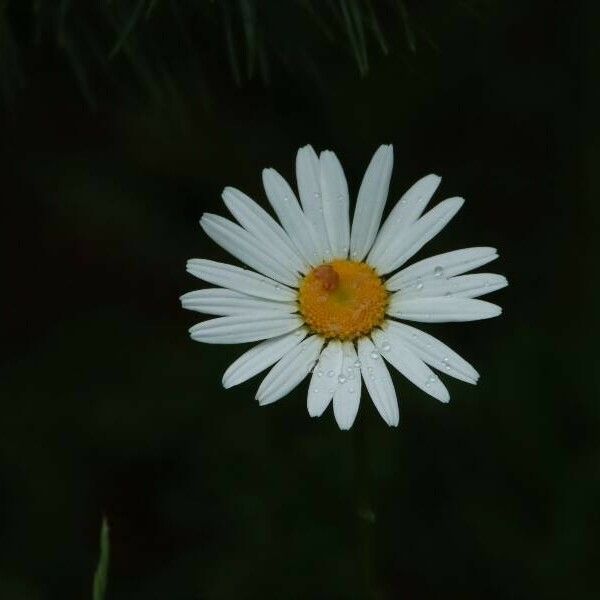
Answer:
181;145;507;429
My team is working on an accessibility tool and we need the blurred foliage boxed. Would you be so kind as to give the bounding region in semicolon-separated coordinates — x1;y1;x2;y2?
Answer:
0;0;598;599
0;0;495;109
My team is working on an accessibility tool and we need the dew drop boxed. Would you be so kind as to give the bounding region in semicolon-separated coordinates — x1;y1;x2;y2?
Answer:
338;375;347;384
415;278;424;291
434;266;444;278
353;359;362;368
370;350;380;360
314;388;320;394
314;191;321;199
337;193;344;201
283;196;289;202
316;369;323;377
327;370;335;378
349;387;355;394
380;340;391;352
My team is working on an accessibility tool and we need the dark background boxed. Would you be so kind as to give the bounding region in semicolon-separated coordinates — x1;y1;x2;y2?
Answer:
1;1;598;598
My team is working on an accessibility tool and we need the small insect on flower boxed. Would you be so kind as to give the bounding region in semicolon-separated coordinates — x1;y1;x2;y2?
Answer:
312;265;339;291
181;145;507;429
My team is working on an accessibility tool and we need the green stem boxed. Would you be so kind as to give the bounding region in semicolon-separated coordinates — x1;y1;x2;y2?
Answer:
353;421;375;599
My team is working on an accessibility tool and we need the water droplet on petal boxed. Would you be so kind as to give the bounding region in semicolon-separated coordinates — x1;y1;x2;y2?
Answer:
434;266;444;278
316;369;323;377
370;350;379;359
338;375;347;384
349;387;355;394
380;340;391;352
327;370;335;377
415;278;424;291
353;360;362;368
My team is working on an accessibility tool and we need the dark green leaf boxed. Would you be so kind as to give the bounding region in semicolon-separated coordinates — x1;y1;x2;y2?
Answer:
92;517;110;600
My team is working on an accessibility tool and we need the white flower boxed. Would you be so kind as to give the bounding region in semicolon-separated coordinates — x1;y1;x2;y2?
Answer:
182;145;507;429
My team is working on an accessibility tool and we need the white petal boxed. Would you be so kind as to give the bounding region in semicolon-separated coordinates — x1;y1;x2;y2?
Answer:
357;337;399;427
372;197;464;275
368;174;441;266
332;341;362;430
385;247;499;291
372;327;449;402
189;313;303;344
398;273;508;299
388;296;502;322
383;321;479;384
262;168;324;265
222;329;307;388
256;335;325;405
320;150;350;258
350;145;394;261
186;259;296;301
307;340;344;417
296;145;331;259
222;186;308;274
200;214;298;286
180;288;297;316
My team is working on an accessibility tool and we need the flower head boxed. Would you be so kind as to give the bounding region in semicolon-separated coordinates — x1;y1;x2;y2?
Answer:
182;145;507;429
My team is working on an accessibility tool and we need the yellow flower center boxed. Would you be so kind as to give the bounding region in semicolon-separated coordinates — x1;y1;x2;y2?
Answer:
298;260;389;340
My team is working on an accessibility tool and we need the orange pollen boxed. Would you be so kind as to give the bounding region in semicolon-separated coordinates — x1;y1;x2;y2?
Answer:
298;260;389;341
